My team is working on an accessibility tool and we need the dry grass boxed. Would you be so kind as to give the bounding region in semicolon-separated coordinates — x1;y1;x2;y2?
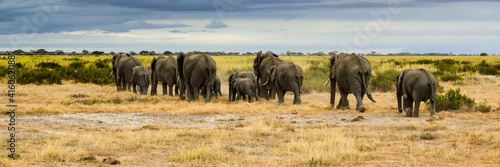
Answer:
0;56;499;166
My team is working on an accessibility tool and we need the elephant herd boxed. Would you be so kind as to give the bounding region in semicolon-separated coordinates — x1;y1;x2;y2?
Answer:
112;51;437;117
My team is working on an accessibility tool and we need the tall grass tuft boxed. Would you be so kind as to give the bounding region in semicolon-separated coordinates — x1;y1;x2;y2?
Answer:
370;69;399;92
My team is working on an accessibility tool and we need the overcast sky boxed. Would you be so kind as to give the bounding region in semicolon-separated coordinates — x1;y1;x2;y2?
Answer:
0;0;499;54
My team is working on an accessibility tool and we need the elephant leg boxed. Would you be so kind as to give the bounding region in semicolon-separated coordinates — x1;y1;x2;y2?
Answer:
186;83;194;101
354;92;365;112
167;84;173;96
430;101;436;117
413;100;421;117
151;80;158;95
160;83;166;96
293;90;302;105
132;82;137;94
337;88;350;110
276;88;285;104
403;97;413;117
270;86;277;100
174;84;179;96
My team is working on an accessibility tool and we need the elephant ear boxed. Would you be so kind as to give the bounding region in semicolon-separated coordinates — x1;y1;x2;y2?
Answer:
330;66;336;80
396;71;405;93
269;66;277;83
329;55;338;68
231;79;238;90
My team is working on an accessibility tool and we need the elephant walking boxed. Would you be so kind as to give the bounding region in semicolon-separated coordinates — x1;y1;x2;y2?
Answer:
113;54;142;92
177;52;217;102
231;78;258;103
228;71;258;102
130;66;150;95
328;53;376;112
253;51;284;100
396;68;437;117
263;62;304;105
151;56;178;96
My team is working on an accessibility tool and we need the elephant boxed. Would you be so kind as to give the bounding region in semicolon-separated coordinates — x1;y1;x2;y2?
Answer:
113;54;142;92
231;77;258;103
150;55;178;96
263;62;304;105
130;66;150;95
177;51;217;102
328;53;376;112
228;71;258;102
396;68;437;117
201;76;222;99
253;51;284;100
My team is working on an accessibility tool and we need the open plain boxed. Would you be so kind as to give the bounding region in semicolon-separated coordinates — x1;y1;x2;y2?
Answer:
0;55;499;166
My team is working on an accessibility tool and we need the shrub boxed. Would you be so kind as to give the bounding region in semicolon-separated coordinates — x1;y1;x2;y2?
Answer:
370;69;400;92
435;88;475;112
36;62;62;69
476;60;499;75
94;59;110;68
302;62;329;93
475;101;492;113
439;73;463;82
17;68;63;85
494;64;500;70
68;61;87;69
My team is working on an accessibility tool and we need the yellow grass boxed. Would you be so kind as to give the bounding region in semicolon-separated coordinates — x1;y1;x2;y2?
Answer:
0;55;499;166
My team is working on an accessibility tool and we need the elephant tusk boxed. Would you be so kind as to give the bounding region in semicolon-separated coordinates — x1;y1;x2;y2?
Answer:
324;79;330;87
262;81;268;86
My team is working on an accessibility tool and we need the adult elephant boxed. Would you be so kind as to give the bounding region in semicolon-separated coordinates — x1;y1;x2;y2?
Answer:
231;78;258;103
253;51;283;100
130;66;150;95
396;68;437;117
228;71;258;102
328;53;376;112
150;56;178;96
263;62;304;105
177;52;217;102
114;54;142;92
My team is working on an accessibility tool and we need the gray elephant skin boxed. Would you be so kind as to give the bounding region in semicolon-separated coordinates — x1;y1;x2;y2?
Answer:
253;51;284;100
396;68;437;117
329;53;376;112
264;62;304;105
113;53;142;92
228;71;258;102
231;78;258;103
177;52;217;102
130;66;150;95
151;56;178;96
201;76;222;99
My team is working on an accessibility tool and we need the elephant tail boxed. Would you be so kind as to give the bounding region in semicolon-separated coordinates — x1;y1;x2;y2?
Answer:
361;71;376;103
151;57;157;79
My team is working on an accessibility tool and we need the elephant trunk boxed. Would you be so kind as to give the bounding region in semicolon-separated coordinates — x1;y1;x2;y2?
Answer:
330;78;336;107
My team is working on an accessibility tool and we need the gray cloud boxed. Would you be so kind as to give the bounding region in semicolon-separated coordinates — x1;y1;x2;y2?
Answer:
205;19;228;29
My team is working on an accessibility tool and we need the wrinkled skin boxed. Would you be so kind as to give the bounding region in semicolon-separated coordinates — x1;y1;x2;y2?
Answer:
130;66;150;95
396;68;437;117
115;54;142;92
228;71;259;102
231;78;258;103
177;52;217;102
253;51;283;100
151;56;178;96
264;62;304;105
329;53;376;112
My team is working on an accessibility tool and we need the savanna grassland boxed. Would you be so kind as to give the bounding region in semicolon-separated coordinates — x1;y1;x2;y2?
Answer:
0;55;499;166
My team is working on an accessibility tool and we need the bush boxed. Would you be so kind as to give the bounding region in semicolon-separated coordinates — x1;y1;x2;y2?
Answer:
435;88;475;112
439;73;463;82
94;59;111;68
475;101;492;113
370;69;400;92
302;62;329;93
36;62;62;69
17;68;63;85
68;61;87;69
476;60;499;75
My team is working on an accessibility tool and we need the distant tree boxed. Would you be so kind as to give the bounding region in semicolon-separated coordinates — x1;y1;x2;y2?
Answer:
149;51;156;55
12;49;25;55
92;51;104;55
129;51;136;55
82;50;89;55
71;51;77;55
139;50;149;55
480;52;488;56
54;50;65;55
163;51;173;55
110;51;116;55
35;49;48;55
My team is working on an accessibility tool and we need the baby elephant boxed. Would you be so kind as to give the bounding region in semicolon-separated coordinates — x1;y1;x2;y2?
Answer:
130;66;150;95
396;68;437;117
231;78;258;103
